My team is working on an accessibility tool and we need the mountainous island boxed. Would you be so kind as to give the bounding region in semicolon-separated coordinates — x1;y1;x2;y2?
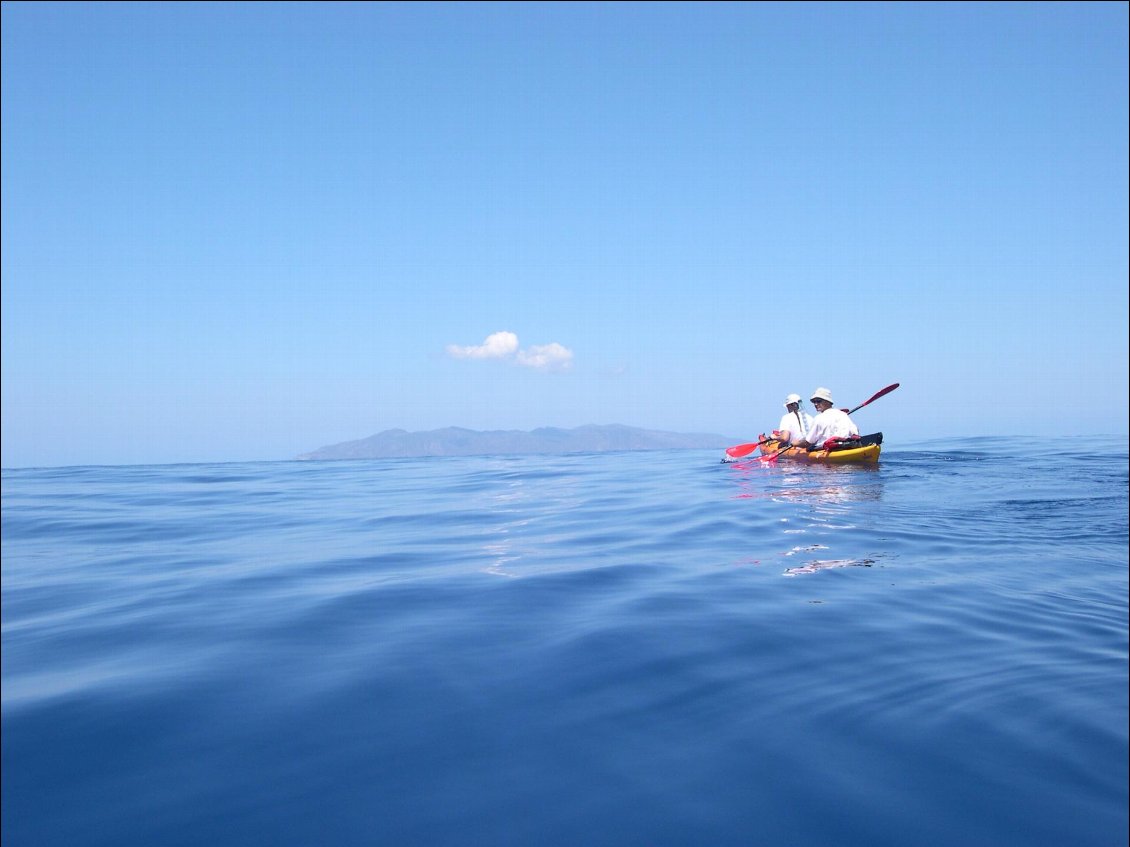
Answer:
296;424;741;461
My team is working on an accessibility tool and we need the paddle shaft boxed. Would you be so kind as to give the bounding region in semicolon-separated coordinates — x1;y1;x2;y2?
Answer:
846;383;899;416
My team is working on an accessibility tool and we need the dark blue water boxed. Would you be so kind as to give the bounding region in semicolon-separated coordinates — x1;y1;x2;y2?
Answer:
3;437;1127;847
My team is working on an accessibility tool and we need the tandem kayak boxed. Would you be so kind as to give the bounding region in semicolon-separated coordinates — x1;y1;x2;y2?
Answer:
759;432;883;464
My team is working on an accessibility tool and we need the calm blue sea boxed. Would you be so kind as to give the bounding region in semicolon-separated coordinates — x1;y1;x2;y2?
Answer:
2;437;1127;847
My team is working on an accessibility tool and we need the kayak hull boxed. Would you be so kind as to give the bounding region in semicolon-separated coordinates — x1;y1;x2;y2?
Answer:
759;438;881;464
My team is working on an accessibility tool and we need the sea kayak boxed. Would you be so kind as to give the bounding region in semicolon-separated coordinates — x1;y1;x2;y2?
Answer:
760;433;883;464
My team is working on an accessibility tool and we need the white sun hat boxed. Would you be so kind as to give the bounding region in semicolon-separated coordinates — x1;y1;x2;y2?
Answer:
783;393;802;408
810;387;834;404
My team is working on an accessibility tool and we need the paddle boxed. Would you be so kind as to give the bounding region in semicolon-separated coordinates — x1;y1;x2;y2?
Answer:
724;436;772;460
759;441;795;463
759;383;900;463
844;383;900;416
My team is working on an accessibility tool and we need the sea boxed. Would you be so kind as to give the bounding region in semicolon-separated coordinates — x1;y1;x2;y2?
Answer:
2;436;1127;847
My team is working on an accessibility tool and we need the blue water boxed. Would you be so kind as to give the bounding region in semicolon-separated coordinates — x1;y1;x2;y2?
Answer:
3;437;1127;847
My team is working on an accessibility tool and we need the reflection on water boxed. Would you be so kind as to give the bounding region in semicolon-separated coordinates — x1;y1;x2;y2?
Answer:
726;459;888;576
725;458;885;504
784;556;878;576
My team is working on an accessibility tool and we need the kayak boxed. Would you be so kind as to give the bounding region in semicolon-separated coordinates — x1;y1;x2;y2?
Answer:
759;433;883;464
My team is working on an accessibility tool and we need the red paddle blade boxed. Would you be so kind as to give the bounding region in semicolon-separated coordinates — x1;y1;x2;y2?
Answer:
725;442;761;459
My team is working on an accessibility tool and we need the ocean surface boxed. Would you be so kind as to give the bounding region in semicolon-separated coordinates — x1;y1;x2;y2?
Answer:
2;436;1127;847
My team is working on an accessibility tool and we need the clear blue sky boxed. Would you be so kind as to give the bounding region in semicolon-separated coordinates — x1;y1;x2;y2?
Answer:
3;2;1127;467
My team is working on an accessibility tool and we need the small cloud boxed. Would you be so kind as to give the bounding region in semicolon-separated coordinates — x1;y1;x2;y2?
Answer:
446;331;574;371
517;342;574;371
446;331;519;360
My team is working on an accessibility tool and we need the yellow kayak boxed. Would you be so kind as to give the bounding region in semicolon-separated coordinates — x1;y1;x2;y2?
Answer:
760;434;882;464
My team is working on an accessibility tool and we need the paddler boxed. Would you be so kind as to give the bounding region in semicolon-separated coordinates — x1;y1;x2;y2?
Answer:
773;394;812;445
795;387;859;450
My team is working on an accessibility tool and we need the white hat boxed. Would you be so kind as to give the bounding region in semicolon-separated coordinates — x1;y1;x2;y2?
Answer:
810;387;834;404
783;393;802;408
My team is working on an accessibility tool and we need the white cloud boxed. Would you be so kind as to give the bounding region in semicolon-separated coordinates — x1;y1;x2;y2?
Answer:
445;331;520;360
516;342;574;370
446;331;574;371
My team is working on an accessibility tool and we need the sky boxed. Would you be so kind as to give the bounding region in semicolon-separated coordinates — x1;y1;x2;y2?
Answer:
2;1;1127;467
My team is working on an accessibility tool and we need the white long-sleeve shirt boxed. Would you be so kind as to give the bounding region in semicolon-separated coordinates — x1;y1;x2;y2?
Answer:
776;410;812;444
805;408;859;446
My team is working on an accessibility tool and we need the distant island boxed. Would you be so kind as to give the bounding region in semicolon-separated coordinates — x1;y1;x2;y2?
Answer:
296;424;741;461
